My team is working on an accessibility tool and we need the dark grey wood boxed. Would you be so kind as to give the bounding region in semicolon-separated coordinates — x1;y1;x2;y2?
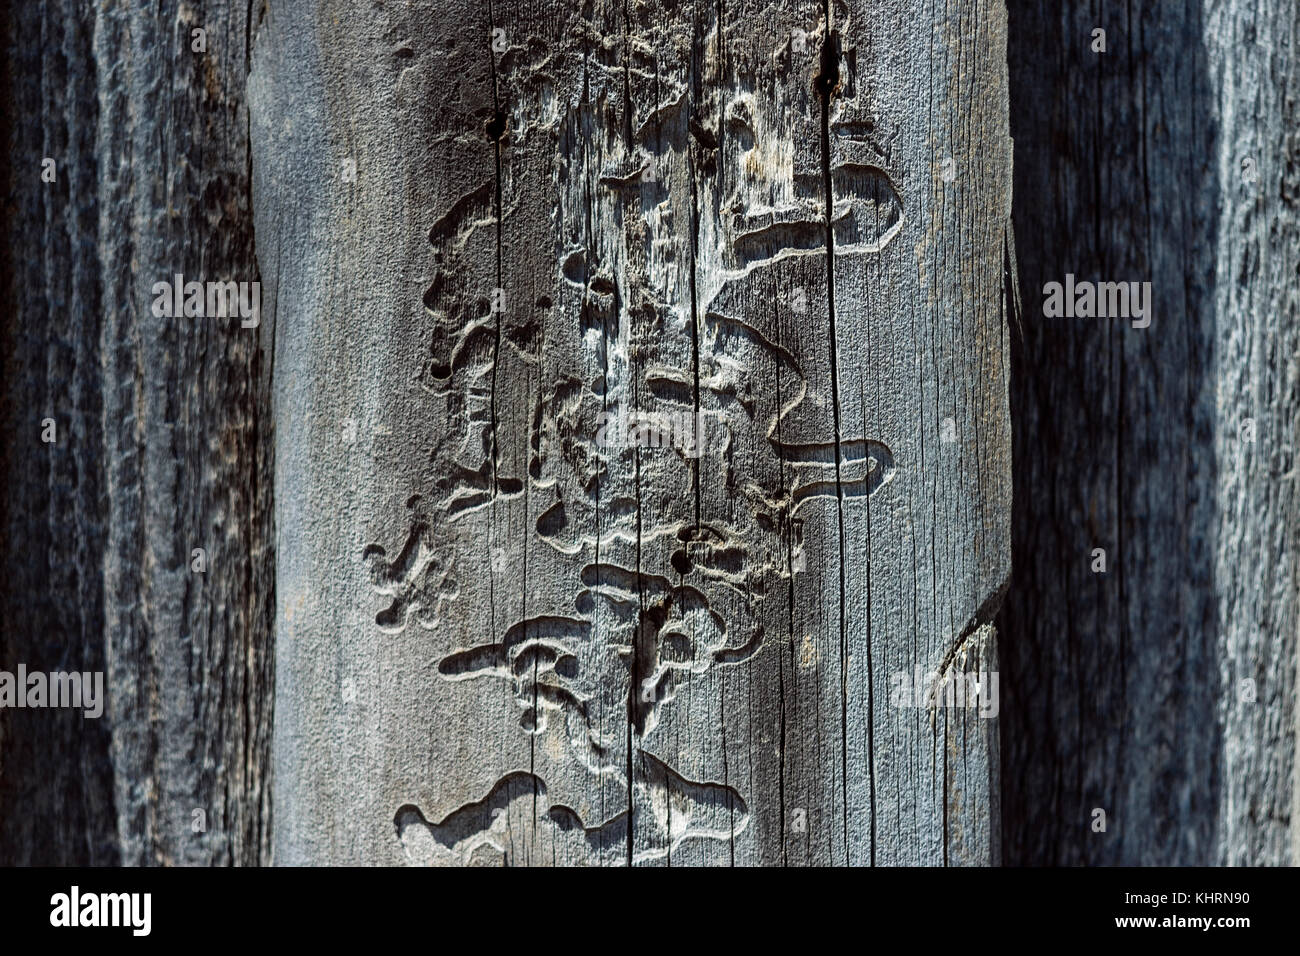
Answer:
0;0;118;866
0;0;274;865
1001;0;1299;865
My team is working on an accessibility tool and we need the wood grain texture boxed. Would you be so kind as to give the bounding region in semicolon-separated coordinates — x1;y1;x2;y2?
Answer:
6;0;1295;871
0;0;274;865
254;0;1012;865
0;0;117;866
1001;0;1300;865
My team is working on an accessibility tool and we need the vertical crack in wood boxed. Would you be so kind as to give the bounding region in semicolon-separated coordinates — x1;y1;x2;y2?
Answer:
774;290;791;866
621;0;638;865
816;14;859;865
487;0;504;500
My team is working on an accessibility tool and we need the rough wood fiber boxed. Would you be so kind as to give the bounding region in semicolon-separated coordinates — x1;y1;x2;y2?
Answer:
255;0;1012;865
0;1;274;865
1001;1;1299;865
0;0;117;866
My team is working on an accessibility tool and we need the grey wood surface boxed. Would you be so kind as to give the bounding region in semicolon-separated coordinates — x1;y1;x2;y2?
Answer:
252;0;1012;865
0;0;274;865
15;0;1288;869
1000;0;1299;866
0;0;118;866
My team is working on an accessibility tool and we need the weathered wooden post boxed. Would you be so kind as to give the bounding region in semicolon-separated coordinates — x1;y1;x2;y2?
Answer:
253;0;1012;865
0;0;273;866
1000;0;1300;866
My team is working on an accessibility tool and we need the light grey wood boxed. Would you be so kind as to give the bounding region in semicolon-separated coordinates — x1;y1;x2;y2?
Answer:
253;0;1013;865
1204;2;1300;867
